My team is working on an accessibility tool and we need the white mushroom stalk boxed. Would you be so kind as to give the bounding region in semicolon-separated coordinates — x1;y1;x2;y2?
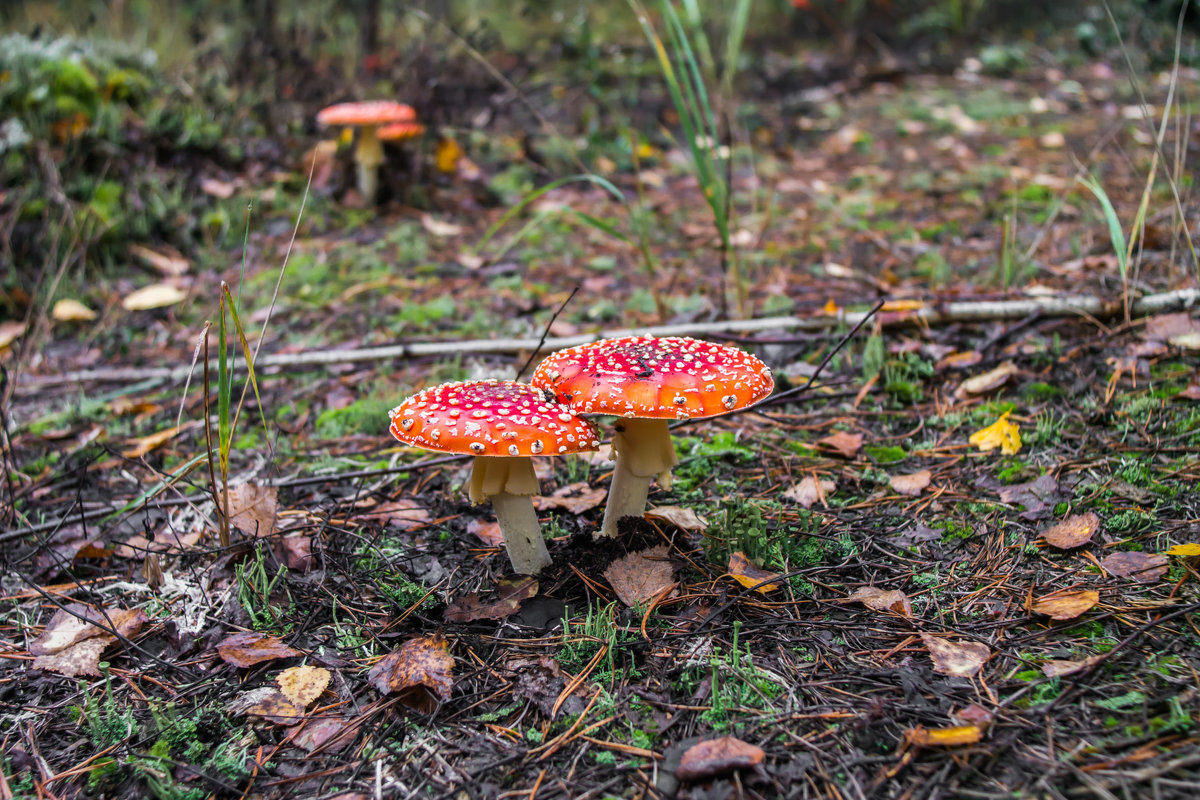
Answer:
601;417;679;538
388;381;600;574
353;125;384;202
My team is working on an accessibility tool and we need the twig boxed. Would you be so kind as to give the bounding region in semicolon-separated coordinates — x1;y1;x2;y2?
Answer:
515;286;579;381
16;288;1200;392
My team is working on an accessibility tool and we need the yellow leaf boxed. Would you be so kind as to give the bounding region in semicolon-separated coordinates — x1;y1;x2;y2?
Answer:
435;138;463;174
905;725;983;747
1166;543;1200;557
122;283;186;311
52;298;98;322
822;298;840;315
969;412;1022;455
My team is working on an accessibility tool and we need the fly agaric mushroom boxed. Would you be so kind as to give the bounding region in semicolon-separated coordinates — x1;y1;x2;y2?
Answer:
388;380;601;574
532;336;773;538
316;101;416;202
378;121;426;143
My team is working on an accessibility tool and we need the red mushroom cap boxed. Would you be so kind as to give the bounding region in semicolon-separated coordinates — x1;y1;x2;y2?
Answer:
378;121;426;141
531;336;774;420
316;101;416;127
389;380;601;457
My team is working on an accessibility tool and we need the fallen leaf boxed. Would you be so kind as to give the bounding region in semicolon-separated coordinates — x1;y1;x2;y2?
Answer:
30;604;148;655
937;350;983;370
121;283;186;311
277;533;313;571
956;362;1019;397
783;476;835;508
890;469;931;496
0;320;27;349
969;412;1021;455
920;634;990;677
604;546;675;606
676;736;765;782
1027;589;1099;620
848;587;912;617
1144;312;1200;349
1041;656;1102;678
200;177;236;199
33;635;114;677
728;552;781;594
904;725;983;747
217;632;302;668
1100;551;1168;583
294;718;353;752
533;482;607;515
507;656;585;717
1041;512;1100;550
645;505;708;531
129;243;190;276
420;214;463;237
244;689;304;726
277;665;332;708
953;704;994;726
816;430;863;458
435;138;463;173
467;519;504;546
1166;543;1200;557
51;298;97;322
121;426;182;458
356;498;431;530
994;474;1061;519
444;576;539;622
225;483;278;538
367;635;454;712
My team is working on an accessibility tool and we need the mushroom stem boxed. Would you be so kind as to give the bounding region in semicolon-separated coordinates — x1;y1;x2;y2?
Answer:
599;417;678;538
353;124;385;202
490;491;551;575
469;456;550;574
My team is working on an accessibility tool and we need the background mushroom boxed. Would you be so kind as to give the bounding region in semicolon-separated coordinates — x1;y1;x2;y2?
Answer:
532;336;773;538
389;380;600;574
316;100;417;203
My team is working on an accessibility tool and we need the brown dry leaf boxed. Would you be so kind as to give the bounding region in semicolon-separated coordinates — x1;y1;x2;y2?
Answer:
444;576;539;622
1144;312;1200;348
1027;589;1099;620
367;635;454;712
217;632;301;668
533;482;607;515
816;430;863;459
783;476;835;509
604;546;675;607
937;350;983;370
904;725;983;748
294;718;354;752
956;361;1019;397
848;587;912;617
466;518;504;546
1100;551;1169;583
357;497;432;530
420;213;463;237
30;604;148;655
676;736;765;782
129;243;190;276
121;283;186;311
277;533;313;571
200;177;236;199
728;552;781;594
920;634;990;677
33;635;115;677
0;320;26;349
121;426;182;459
51;298;98;322
1041;512;1100;550
890;469;932;496
645;505;708;532
1040;656;1102;678
225;483;278;538
244;688;304;726
953;704;994;726
277;665;332;708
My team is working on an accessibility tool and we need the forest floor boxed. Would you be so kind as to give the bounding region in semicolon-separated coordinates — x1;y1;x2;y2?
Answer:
2;19;1200;800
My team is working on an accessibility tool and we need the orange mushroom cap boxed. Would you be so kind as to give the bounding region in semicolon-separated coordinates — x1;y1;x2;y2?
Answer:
389;380;601;457
378;121;427;141
531;336;774;420
316;101;416;127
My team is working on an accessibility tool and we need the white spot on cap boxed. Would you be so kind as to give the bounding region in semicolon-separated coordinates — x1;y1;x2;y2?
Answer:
469;442;485;454
399;418;414;430
508;444;520;456
722;395;737;409
531;440;544;454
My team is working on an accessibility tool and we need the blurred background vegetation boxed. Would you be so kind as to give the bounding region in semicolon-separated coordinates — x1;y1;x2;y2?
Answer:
0;0;1194;291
